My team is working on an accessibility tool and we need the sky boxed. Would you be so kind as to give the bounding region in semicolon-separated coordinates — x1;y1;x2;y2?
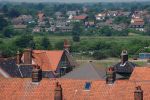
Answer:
0;0;149;3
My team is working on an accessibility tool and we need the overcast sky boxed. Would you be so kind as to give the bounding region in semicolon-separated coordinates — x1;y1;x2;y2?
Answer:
0;0;149;3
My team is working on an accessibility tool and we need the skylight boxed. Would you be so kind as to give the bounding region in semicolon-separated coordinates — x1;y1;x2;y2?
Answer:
84;82;91;90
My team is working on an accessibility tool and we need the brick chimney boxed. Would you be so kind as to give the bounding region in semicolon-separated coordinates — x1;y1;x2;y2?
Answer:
64;39;70;53
32;65;42;83
16;51;22;65
54;82;63;100
24;48;32;64
121;50;128;64
106;67;116;84
134;86;143;100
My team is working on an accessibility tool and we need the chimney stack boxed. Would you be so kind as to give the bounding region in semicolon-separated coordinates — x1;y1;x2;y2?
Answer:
134;86;143;100
54;82;63;100
16;51;22;65
64;39;70;53
106;67;116;84
32;65;42;83
24;48;32;64
121;50;128;64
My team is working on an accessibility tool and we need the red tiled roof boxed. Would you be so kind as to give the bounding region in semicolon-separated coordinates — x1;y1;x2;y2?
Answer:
73;15;88;20
131;18;144;25
130;67;150;81
0;78;150;100
32;50;64;71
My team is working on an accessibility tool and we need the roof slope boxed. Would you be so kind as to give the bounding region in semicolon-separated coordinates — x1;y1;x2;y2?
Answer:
32;50;64;71
0;78;150;100
0;58;33;78
62;63;105;80
130;67;150;81
63;62;126;80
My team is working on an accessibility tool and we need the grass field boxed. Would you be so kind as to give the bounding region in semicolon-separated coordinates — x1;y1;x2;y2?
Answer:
1;35;150;45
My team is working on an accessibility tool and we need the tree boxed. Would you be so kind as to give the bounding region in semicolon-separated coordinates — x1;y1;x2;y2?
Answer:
100;26;112;36
72;22;81;42
8;9;20;18
40;37;51;50
114;16;130;24
54;41;64;50
3;27;14;37
15;34;35;49
0;16;8;31
2;5;8;13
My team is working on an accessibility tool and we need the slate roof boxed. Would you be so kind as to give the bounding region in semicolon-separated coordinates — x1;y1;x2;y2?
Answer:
62;63;125;80
62;63;104;80
114;61;136;76
0;58;55;78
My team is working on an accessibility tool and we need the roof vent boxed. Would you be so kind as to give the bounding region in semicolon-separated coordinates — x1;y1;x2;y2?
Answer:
134;86;143;100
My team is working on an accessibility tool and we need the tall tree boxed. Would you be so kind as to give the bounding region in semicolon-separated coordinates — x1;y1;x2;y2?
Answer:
72;22;81;42
15;34;35;49
40;37;51;50
0;16;8;31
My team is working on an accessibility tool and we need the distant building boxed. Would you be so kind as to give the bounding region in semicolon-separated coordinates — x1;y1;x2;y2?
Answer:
139;53;150;59
130;18;145;31
95;13;106;21
12;15;33;25
66;11;77;16
71;14;88;22
37;12;45;22
32;27;41;32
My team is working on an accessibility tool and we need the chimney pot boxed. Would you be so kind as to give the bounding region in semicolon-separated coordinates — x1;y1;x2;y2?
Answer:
24;48;32;64
16;51;22;64
64;39;70;52
121;50;128;63
106;67;116;84
32;65;42;83
134;86;143;100
54;82;63;100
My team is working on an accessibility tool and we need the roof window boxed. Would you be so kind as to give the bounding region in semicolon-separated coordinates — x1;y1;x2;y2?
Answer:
84;82;91;90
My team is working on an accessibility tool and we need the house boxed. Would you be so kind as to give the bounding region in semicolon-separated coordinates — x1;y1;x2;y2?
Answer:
95;13;106;21
37;12;45;22
13;25;27;30
71;14;88;22
130;18;145;31
84;21;95;27
0;66;150;100
0;43;76;78
107;11;119;17
58;26;73;32
66;11;77;16
12;15;33;25
32;27;41;33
